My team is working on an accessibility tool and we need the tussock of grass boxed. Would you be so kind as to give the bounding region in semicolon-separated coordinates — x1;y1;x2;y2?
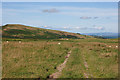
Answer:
2;38;118;78
2;41;73;78
59;40;118;78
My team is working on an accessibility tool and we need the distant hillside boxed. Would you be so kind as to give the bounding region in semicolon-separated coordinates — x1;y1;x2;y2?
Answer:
82;32;119;39
2;24;92;39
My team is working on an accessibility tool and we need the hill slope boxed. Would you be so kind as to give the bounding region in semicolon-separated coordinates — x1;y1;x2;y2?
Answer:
83;32;119;39
2;24;92;39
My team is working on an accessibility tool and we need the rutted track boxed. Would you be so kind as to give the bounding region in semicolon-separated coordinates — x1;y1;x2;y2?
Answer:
48;50;72;79
83;54;93;78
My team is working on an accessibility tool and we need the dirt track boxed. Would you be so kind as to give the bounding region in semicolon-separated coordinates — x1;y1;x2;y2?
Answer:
48;51;72;79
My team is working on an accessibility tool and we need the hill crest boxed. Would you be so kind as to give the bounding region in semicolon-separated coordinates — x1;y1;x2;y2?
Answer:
2;24;92;39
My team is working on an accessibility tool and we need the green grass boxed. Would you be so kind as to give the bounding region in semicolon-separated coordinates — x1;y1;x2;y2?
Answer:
59;40;118;78
2;38;118;78
59;48;85;78
2;41;74;78
2;24;87;39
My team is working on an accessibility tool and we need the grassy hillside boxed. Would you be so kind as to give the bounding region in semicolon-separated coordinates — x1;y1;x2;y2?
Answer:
60;40;118;78
2;24;118;79
2;24;92;39
2;39;118;78
2;41;73;78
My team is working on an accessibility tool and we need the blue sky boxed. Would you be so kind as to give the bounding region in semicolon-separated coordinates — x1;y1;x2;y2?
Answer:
2;2;118;33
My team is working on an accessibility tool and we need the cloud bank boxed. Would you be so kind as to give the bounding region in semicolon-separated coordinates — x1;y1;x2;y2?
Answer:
42;8;59;13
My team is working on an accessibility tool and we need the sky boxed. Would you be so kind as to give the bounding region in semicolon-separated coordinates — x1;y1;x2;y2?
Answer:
2;2;118;33
1;0;120;2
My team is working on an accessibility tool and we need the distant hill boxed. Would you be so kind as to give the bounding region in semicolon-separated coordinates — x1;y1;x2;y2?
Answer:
2;24;92;39
82;32;119;39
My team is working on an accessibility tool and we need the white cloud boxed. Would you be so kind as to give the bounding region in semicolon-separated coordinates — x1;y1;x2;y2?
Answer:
2;3;118;33
58;7;117;17
42;8;59;13
44;26;47;27
3;6;118;18
93;27;104;30
63;27;68;29
75;27;80;29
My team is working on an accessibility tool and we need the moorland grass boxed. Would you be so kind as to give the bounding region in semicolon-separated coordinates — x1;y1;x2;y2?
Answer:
59;40;118;78
2;40;74;78
2;38;118;78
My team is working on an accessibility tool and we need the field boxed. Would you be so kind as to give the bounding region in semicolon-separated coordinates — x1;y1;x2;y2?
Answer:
2;38;118;78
